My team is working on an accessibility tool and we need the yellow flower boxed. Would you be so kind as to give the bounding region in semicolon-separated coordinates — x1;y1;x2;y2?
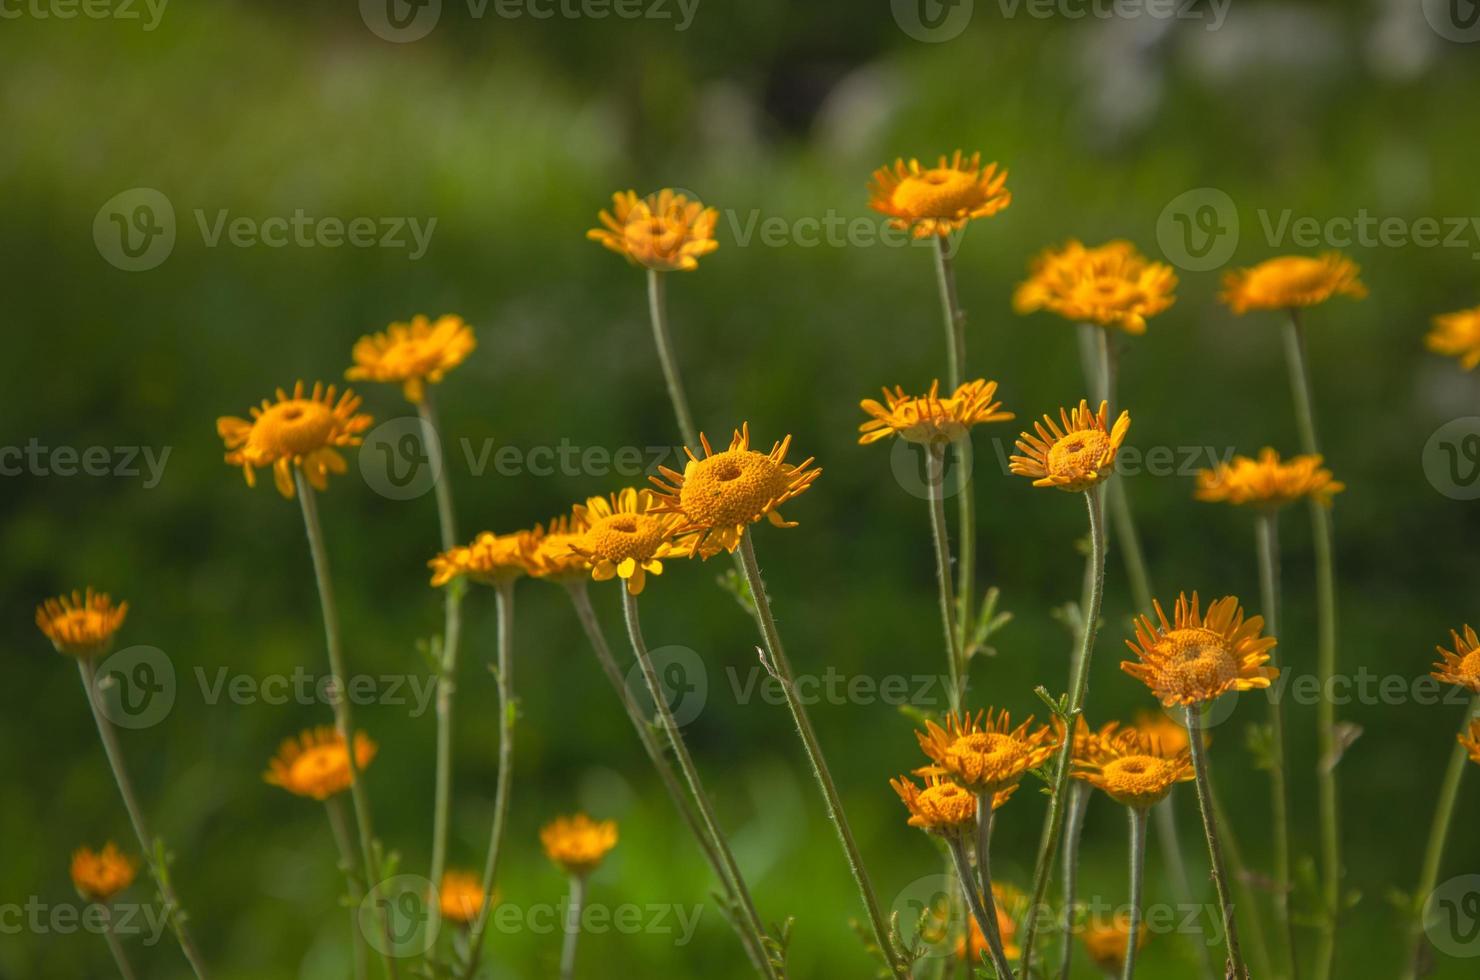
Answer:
1078;916;1148;976
35;588;128;658
438;870;487;925
217;381;373;498
1121;593;1278;707
567;488;682;595
868;150;1011;239
264;726;378;801
889;770;977;837
1194;447;1345;509
857;379;1013;446
1069;717;1125;765
1009;399;1130;492
1072;724;1194;809
957;881;1024;964
1220;252;1367;315
70;843;137;903
915;710;1060;796
1013;239;1178;335
346;314;476;404
587;189;718;272
1132;709;1208;755
429;530;539;588
1426;306;1480;370
524;512;594;583
540;814;618;877
1431;625;1480;694
650;423;821;557
1460;720;1480;766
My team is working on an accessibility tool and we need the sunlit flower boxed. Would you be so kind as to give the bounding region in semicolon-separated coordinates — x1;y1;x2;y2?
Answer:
587;189;718;272
70;843;137;903
217;381;373;498
346;314;476;404
1431;625;1480;694
857;379;1013;446
915;709;1060;796
567;489;682;595
438;870;487;925
956;881;1024;964
1009;399;1129;492
540;814;618;877
1194;448;1345;509
1121;593;1278;707
264;726;378;801
1069;717;1125;765
35;588;128;658
1427;306;1480;370
1132;709;1208;755
1073;724;1194;809
429;530;539;588
869;150;1011;238
1079;916;1148;976
650;423;821;556
1013;240;1178;335
1460;720;1480;766
523;512;594;583
1220;253;1367;315
890;770;977;837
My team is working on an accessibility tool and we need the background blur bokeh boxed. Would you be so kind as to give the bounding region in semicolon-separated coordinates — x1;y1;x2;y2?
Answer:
5;0;1480;976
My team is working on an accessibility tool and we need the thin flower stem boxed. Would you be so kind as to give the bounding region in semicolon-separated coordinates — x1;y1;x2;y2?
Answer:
1402;695;1480;980
621;588;778;980
932;236;977;658
326;797;370;980
946;837;1013;980
1255;510;1298;977
1019;486;1107;973
461;580;518;980
76;659;209;979
1057;782;1091;980
647;268;698;448
927;443;966;712
737;532;908;979
1186;707;1248;980
1207;769;1274;979
560;874;586;980
100;905;139;980
1091;325;1155;615
933;237;966;390
975;796;1017;980
1122;808;1149;980
1153;798;1217;980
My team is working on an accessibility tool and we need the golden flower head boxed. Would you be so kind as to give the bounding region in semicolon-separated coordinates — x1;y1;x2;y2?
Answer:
70;843;137;903
217;381;373;498
36;588;128;658
1072;724;1194;809
264;726;378;801
438;870;487;925
523;512;594;583
1009;400;1130;492
1069;718;1125;765
429;529;539;588
1013;239;1178;335
1460;720;1480;766
567;488;683;595
889;769;978;837
1195;448;1345;509
1121;593;1278;707
1132;709;1208;755
858;379;1013;446
1431;625;1480;694
540;814;618;877
346;314;476;404
868;150;1011;239
1079;916;1148;976
1220;252;1367;315
915;709;1060;796
587;189;718;272
650;423;821;557
1427;306;1480;371
957;881;1023;964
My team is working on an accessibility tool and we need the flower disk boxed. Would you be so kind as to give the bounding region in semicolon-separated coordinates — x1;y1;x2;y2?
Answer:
346;314;476;404
263;726;378;801
915;709;1060;796
70;843;137;903
1220;252;1367;315
889;770;977;837
438;870;487;924
217;381;373;498
1427;306;1480;371
35;588;128;658
1121;593;1278;707
1013;239;1178;335
869;150;1011;238
1431;624;1480;694
540;814;618;877
858;379;1013;446
1009;399;1129;492
1195;447;1344;509
1072;725;1194;809
567;488;682;595
587;189;719;272
429;529;539;588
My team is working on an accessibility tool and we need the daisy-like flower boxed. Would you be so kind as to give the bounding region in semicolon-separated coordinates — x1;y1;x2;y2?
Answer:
1009;399;1130;492
957;882;1024;964
650;423;821;557
1121;593;1278;707
217;381;373;498
1013;239;1178;335
1459;720;1480;766
915;709;1060;796
1426;306;1480;370
1194;447;1345;509
1220;252;1367;315
1431;625;1480;694
1078;917;1148;976
540;814;618;877
346;314;476;404
263;726;378;801
70;843;137;903
889;770;977;837
429;529;539;588
566;488;682;595
1073;724;1194;810
587;189;718;272
857;379;1013;446
438;870;487;925
1132;709;1207;755
1068;717;1126;765
868;150;1011;239
35;588;128;658
523;512;594;583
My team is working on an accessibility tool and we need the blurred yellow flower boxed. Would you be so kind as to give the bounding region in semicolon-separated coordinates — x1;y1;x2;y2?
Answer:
567;488;682;595
1013;239;1177;335
346;314;476;404
957;881;1023;963
1121;593;1278;707
70;843;137;903
429;530;539;588
540;814;618;877
869;150;1011;238
1431;624;1480;694
524;512;594;583
1078;916;1148;976
915;709;1060;796
857;379;1012;446
587;189;718;272
438;870;487;925
1009;399;1129;492
217;381;373;498
1194;447;1344;509
264;726;378;801
1460;720;1480;766
1073;724;1194;809
1426;306;1480;370
35;588;127;658
1220;253;1367;315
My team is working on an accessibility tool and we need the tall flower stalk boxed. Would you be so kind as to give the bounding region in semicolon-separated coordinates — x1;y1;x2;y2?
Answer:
1255;511;1296;972
326;797;371;980
1121;807;1149;980
1186;707;1248;979
932;237;979;663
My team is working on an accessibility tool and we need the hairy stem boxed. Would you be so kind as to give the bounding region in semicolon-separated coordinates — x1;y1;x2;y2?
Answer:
1153;797;1217;980
1187;708;1247;980
974;797;1016;980
1255;511;1297;977
560;874;586;980
647;269;698;448
1122;807;1148;980
926;443;966;712
933;236;977;660
1057;782;1091;980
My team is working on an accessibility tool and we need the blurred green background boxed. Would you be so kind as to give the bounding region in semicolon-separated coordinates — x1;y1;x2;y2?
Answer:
5;0;1480;976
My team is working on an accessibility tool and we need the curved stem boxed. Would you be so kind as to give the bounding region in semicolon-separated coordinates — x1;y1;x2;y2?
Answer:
974;797;1016;980
946;838;1011;980
1256;511;1297;977
926;444;965;712
1186;708;1248;980
647;269;698;448
100;905;139;980
560;874;586;980
326;798;370;980
1153;798;1217;980
1057;782;1091;980
1122;808;1148;980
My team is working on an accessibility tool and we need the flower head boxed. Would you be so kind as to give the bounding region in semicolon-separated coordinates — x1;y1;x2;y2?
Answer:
438;870;487;925
1431;625;1480;694
36;588;127;658
889;770;977;837
70;843;137;903
217;381;373;498
869;151;1011;238
1460;720;1480;766
429;530;539;588
1013;240;1177;335
858;379;1013;446
1195;448;1344;509
1220;253;1367;315
1009;400;1129;492
540;814;618;877
567;488;683;595
1079;916;1148;976
587;189;718;272
650;423;821;556
264;726;378;801
915;709;1060;795
524;512;594;583
1121;593;1278;707
1132;709;1207;755
957;881;1023;964
346;314;476;404
1072;724;1194;809
1427;306;1480;370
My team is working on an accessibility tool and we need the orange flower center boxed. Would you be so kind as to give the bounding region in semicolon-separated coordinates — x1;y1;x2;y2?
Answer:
250;399;336;457
289;744;350;788
1101;755;1177;805
679;449;791;528
1254;258;1330;295
1160;628;1239;695
587;512;667;563
1047;429;1109;479
1459;649;1480;680
893;169;981;217
918;781;976;825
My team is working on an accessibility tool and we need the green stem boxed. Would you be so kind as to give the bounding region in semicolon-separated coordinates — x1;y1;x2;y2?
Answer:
933;237;965;390
973;796;1016;980
100;905;139;980
1186;707;1248;980
326;797;370;980
1093;326;1155;614
1208;769;1274;979
932;236;977;659
1256;510;1298;977
1122;808;1148;980
1057;782;1091;980
926;443;966;712
647;269;698;448
1154;794;1217;980
560;874;586;980
737;532;908;978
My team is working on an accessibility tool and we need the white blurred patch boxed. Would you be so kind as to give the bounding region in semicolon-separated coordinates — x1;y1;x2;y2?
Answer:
1366;0;1439;80
1181;2;1344;86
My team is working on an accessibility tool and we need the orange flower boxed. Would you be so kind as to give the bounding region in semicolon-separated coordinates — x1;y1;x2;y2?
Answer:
587;189;718;271
346;314;476;403
217;381;372;498
869;150;1011;238
264;726;378;801
70;843;137;903
1220;253;1367;315
915;710;1060;795
1431;625;1480;694
1121;593;1278;707
1009;400;1130;492
35;588;128;658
